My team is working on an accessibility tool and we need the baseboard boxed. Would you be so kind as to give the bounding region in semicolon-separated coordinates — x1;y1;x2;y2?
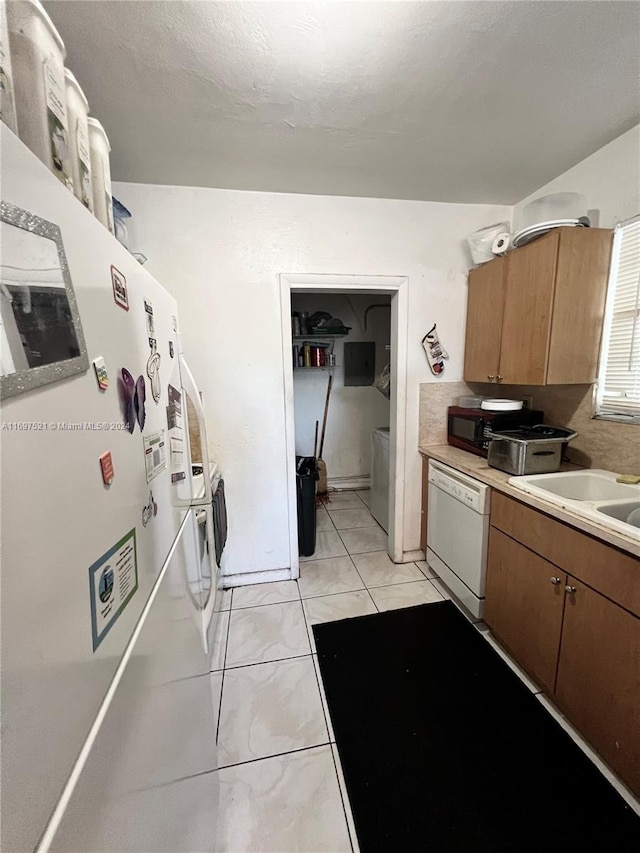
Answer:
402;549;426;563
327;475;371;491
219;568;292;589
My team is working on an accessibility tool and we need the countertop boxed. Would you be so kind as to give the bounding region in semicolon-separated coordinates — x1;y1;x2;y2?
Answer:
419;444;640;559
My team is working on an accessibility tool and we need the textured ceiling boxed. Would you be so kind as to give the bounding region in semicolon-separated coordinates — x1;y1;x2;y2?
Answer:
44;1;640;203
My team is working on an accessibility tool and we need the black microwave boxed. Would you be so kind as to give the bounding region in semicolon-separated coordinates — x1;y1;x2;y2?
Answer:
447;406;544;457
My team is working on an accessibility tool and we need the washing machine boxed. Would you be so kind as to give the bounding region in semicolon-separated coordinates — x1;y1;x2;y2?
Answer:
370;426;390;532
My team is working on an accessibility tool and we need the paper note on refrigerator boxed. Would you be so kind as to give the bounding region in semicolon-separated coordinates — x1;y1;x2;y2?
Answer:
144;430;167;482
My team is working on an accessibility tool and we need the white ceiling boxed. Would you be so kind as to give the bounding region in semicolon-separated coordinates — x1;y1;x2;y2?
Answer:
44;1;640;203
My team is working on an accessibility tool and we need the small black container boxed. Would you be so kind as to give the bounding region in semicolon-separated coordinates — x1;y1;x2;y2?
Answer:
296;456;318;557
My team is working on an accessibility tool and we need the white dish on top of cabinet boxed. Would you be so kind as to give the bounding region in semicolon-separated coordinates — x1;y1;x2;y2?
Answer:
512;218;588;248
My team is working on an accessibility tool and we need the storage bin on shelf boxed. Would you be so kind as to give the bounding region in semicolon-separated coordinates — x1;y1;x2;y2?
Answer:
7;0;73;190
87;117;114;232
64;69;93;211
0;1;18;133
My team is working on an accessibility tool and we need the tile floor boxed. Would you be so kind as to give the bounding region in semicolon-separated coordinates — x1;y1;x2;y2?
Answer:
208;489;640;851
210;489;445;851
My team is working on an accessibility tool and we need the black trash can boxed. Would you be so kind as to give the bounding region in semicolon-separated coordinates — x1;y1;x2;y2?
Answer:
296;456;318;557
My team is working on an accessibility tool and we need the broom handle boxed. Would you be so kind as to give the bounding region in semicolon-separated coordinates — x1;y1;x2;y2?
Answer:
318;375;333;458
313;420;319;459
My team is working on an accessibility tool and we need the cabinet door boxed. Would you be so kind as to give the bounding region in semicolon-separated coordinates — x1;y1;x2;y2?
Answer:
546;229;613;384
485;528;566;693
420;455;429;552
555;579;640;795
498;231;558;384
463;257;505;383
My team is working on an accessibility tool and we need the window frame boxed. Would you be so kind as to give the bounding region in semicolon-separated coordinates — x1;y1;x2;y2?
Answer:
594;214;640;425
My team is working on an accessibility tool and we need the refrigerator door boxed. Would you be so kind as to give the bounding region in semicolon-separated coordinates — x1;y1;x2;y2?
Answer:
43;509;219;852
0;129;190;851
174;352;213;507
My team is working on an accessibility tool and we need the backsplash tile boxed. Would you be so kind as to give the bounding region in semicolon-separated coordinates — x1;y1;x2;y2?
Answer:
471;383;640;473
419;381;474;445
419;381;640;473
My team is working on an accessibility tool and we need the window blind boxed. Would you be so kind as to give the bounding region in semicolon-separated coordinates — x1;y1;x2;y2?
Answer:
596;215;640;421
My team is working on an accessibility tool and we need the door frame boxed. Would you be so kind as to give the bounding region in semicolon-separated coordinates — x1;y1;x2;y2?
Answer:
279;273;409;577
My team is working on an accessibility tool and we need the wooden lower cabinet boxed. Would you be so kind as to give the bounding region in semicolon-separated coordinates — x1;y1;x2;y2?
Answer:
555;578;640;795
420;455;429;553
486;495;640;796
485;528;566;694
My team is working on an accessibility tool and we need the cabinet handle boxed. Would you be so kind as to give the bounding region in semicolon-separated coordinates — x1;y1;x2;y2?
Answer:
487;374;495;381
550;576;561;585
497;374;504;382
565;585;576;595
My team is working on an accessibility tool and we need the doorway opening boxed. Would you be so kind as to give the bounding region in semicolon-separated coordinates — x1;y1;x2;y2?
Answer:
279;274;409;578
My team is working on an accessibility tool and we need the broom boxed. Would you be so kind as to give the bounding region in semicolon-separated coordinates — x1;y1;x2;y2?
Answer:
316;375;333;496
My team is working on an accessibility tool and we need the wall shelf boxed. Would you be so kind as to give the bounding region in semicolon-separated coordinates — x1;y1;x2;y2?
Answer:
292;335;340;371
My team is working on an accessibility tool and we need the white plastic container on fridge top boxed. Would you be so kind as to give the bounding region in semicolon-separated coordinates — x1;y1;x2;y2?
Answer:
64;68;93;211
0;1;18;133
87;116;114;232
7;0;73;189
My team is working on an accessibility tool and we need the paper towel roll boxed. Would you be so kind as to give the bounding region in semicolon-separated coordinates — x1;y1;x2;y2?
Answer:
492;232;511;255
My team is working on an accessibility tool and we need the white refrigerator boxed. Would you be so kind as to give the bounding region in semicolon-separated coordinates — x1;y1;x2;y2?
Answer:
1;128;221;852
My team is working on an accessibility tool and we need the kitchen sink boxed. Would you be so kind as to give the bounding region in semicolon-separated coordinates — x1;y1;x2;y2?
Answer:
515;471;640;502
596;501;640;528
509;469;640;541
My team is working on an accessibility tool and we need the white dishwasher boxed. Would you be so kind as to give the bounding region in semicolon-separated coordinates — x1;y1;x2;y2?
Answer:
426;460;491;618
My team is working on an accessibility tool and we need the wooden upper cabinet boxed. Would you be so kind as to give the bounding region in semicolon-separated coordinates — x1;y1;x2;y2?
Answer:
499;232;558;385
546;228;614;384
463;257;505;383
463;228;612;386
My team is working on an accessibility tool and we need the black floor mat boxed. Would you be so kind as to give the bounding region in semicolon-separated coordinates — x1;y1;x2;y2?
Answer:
313;601;640;852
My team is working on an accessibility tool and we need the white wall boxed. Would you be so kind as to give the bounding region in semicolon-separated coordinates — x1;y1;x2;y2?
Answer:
291;293;391;479
514;124;640;229
113;181;510;574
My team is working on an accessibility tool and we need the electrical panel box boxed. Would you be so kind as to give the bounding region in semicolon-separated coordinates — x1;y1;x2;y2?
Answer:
344;342;375;386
